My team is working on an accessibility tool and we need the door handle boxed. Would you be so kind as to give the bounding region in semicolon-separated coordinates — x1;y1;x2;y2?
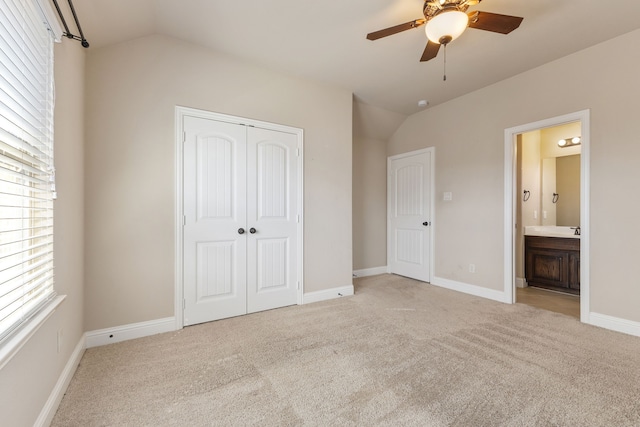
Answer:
249;228;257;234
238;228;245;234
423;221;430;226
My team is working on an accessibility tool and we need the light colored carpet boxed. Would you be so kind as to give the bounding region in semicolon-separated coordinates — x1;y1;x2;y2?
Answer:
53;274;640;426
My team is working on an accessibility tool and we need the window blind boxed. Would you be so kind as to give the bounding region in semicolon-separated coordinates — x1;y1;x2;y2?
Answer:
0;0;56;342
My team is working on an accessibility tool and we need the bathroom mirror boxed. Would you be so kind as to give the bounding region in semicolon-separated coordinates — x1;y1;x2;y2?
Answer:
542;154;580;226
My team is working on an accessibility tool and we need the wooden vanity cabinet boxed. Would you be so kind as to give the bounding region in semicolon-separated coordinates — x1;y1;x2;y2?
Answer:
524;236;580;295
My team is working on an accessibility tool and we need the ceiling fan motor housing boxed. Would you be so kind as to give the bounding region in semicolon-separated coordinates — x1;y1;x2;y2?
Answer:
423;0;477;20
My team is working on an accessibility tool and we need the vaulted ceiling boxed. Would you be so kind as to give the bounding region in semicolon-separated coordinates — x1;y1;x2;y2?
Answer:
69;0;640;115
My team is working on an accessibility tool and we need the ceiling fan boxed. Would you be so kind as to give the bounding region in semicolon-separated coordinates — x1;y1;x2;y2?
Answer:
367;0;523;62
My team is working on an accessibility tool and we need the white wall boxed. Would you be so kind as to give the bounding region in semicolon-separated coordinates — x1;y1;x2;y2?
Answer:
0;40;85;426
516;131;541;279
540;157;556;226
84;35;353;330
353;134;387;271
352;102;406;271
521;131;542;229
388;28;640;322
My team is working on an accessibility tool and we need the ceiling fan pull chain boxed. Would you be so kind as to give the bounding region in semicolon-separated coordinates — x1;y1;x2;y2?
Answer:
443;44;447;81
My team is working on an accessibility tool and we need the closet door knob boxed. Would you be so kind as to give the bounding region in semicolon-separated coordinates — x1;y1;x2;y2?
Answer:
238;228;245;234
249;228;257;234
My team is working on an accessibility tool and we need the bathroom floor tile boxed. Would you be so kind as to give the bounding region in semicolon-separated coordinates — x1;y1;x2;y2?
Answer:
516;286;580;319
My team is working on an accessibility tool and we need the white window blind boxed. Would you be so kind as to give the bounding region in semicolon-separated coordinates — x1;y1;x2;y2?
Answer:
0;0;56;342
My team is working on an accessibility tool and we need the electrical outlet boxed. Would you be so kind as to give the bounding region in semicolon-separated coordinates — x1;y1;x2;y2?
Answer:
469;264;476;273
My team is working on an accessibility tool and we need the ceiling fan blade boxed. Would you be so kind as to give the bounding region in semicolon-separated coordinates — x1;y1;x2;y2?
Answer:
420;40;440;62
366;19;426;41
467;11;523;34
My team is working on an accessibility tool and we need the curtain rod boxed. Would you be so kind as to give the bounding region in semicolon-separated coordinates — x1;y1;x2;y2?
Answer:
51;0;89;48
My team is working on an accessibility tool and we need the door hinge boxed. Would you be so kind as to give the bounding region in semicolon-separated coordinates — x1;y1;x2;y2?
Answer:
297;281;300;290
183;131;186;143
183;215;186;226
296;148;300;156
296;214;300;223
183;299;186;309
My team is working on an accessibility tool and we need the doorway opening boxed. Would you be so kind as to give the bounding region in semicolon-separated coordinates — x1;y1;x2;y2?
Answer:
504;110;590;323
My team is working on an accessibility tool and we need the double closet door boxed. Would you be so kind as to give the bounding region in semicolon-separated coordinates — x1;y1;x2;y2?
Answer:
183;116;300;326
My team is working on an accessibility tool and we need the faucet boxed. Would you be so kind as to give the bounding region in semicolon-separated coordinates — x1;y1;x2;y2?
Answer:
571;226;581;236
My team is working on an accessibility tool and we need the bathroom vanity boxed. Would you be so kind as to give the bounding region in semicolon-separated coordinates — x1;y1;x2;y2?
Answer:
524;227;580;295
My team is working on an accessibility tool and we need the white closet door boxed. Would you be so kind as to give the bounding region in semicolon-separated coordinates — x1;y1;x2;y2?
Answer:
388;150;432;282
246;127;299;313
183;117;247;325
183;116;300;326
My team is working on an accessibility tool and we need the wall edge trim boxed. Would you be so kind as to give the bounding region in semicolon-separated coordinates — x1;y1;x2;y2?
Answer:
589;312;640;338
303;285;354;305
353;266;388;278
432;276;510;303
85;317;176;348
34;333;86;427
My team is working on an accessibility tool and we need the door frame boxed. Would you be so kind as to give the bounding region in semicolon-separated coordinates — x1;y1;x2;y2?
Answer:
387;147;435;284
174;106;304;330
503;110;590;323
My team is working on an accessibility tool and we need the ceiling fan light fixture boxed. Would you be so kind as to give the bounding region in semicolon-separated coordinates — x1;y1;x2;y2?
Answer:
425;9;469;44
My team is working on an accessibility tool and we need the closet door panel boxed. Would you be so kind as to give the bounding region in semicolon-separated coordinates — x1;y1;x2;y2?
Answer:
246;127;299;313
183;117;247;325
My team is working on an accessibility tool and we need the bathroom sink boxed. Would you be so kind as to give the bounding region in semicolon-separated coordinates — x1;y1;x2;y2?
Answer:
524;226;580;238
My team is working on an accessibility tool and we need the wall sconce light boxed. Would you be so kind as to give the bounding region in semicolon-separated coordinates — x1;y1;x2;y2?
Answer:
558;136;581;148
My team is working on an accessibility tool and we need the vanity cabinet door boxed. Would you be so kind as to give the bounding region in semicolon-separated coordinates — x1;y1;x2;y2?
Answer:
525;236;580;295
526;248;570;289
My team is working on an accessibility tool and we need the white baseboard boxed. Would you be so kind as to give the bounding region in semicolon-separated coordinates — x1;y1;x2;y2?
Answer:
589;312;640;338
515;277;527;288
85;317;176;348
353;266;388;278
431;276;510;303
34;334;86;427
303;285;354;305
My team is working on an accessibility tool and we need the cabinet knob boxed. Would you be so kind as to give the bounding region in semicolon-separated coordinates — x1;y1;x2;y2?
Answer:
238;228;245;234
249;228;257;234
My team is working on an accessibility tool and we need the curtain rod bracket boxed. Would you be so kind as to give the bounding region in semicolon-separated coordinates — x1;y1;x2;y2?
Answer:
52;0;90;48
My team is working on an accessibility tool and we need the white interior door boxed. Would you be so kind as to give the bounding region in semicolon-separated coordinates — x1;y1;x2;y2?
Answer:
388;149;432;282
183;116;300;326
246;127;299;313
183;117;247;325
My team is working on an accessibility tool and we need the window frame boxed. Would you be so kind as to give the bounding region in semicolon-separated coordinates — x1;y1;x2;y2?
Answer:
0;0;65;368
